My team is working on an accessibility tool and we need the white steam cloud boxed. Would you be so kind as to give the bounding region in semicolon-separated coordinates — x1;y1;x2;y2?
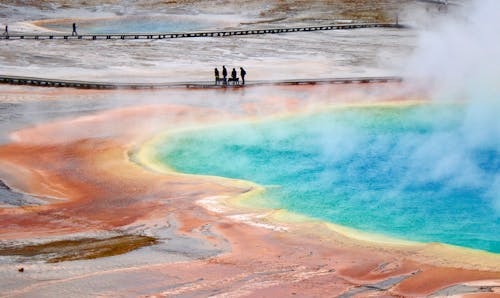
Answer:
405;0;500;212
407;0;500;94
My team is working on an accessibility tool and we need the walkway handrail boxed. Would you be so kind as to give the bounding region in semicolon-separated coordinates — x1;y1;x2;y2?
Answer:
0;23;406;41
0;74;403;89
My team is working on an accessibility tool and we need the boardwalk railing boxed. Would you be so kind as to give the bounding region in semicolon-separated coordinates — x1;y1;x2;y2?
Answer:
0;23;405;41
0;75;403;89
416;0;458;6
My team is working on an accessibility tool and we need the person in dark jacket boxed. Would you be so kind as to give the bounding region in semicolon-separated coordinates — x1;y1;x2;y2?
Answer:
214;68;220;85
231;68;237;80
4;25;8;36
240;67;247;85
222;65;228;84
72;23;77;36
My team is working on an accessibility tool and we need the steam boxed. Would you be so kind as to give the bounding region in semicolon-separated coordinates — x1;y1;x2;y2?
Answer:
407;0;500;94
405;0;500;212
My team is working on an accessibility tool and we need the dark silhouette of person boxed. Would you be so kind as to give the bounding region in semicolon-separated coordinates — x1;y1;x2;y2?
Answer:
240;67;247;85
4;25;8;36
222;65;228;84
214;68;220;85
72;23;77;36
231;68;237;81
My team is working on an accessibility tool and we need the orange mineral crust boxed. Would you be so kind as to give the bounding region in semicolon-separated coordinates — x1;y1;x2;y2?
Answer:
0;84;498;297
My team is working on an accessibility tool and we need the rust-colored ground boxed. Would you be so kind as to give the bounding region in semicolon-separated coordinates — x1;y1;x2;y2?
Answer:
0;83;498;297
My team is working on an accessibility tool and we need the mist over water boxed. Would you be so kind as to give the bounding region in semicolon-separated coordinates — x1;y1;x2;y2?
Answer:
145;1;500;253
406;0;500;213
153;103;500;253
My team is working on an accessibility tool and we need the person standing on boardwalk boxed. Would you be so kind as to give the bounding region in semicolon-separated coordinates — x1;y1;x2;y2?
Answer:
3;25;8;36
231;68;237;81
222;65;228;85
72;23;77;36
240;67;247;85
214;68;220;85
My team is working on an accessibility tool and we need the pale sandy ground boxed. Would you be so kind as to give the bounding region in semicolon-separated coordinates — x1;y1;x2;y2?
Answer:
0;27;414;82
0;0;433;82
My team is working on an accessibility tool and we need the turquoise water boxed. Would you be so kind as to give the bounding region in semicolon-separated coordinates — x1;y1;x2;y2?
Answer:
42;16;210;34
152;103;500;253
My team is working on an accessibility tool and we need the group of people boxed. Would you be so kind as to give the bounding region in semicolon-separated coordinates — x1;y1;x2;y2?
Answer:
214;66;246;86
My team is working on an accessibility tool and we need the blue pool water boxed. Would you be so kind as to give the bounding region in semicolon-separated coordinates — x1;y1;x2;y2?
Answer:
151;103;500;253
41;16;212;34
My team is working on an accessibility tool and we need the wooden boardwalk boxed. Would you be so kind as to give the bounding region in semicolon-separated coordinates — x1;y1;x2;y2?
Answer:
0;23;404;41
0;75;402;90
416;0;456;6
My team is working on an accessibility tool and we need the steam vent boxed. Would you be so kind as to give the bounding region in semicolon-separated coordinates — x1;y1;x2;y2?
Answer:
0;0;498;297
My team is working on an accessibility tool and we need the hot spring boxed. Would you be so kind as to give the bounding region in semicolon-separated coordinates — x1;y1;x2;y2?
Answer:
146;102;500;253
36;16;221;34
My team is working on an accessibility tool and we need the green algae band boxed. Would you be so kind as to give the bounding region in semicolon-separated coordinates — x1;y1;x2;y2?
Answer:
0;235;157;263
152;103;500;253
